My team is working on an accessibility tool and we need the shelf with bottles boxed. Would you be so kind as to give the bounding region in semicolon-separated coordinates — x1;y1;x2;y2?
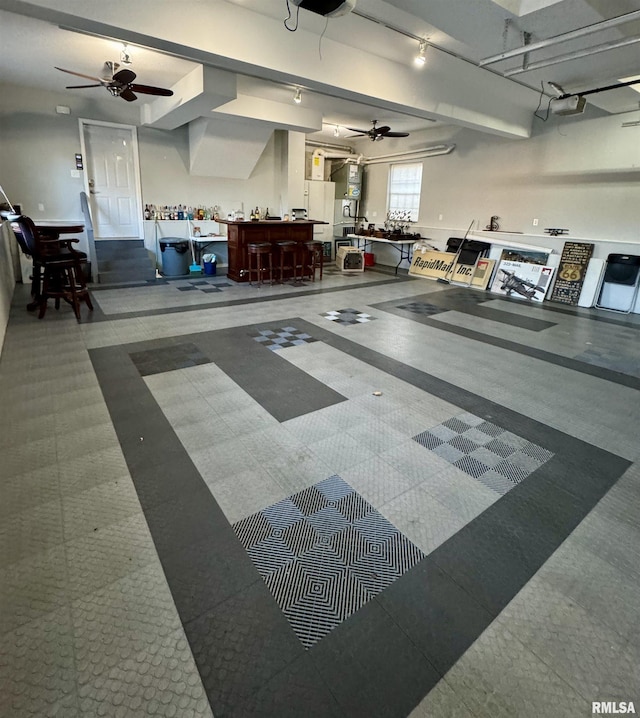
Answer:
143;204;221;222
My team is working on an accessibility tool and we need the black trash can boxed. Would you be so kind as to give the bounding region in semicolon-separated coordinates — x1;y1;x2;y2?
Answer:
160;239;190;277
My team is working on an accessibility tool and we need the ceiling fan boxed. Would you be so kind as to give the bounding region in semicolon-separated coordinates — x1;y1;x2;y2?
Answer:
55;63;174;102
345;120;410;141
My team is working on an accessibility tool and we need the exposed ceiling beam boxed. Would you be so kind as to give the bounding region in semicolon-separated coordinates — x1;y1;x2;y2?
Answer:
504;35;640;76
480;8;640;66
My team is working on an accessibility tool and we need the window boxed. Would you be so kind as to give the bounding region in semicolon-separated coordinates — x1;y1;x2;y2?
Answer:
387;162;423;222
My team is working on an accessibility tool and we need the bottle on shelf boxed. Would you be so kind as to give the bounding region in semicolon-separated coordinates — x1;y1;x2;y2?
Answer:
177;204;184;221
144;204;150;220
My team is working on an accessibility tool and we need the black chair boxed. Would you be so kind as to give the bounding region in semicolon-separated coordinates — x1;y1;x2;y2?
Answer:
10;215;93;321
595;254;640;313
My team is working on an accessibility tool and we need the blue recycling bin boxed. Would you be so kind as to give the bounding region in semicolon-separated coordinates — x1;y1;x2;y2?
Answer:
160;239;189;277
203;253;217;276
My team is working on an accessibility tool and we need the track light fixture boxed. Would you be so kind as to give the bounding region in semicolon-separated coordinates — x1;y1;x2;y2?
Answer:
120;44;132;66
294;88;302;104
548;81;566;97
415;40;427;66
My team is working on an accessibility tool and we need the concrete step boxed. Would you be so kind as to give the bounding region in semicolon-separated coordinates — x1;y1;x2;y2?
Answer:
99;267;156;283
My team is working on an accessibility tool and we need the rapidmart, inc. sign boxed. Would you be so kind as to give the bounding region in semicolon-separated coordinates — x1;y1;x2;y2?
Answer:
409;249;495;289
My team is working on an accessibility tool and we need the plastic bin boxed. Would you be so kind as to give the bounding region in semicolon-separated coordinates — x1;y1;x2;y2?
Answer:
160;239;189;277
203;253;217;276
364;252;375;267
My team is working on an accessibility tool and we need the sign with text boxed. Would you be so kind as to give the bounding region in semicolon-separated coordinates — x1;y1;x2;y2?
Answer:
491;260;555;302
409;250;495;288
549;241;594;305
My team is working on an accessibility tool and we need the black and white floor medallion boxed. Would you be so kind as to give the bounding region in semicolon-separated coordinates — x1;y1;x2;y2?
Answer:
232;475;425;648
414;412;554;494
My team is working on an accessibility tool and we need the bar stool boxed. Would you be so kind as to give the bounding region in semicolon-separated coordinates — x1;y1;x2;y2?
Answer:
247;242;273;286
304;240;324;282
275;240;301;284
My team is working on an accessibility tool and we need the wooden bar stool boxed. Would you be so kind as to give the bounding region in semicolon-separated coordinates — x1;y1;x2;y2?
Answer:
247;242;273;286
275;240;301;284
305;240;324;282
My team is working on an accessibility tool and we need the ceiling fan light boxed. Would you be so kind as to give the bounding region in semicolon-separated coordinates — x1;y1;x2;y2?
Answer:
294;88;302;104
415;40;427;66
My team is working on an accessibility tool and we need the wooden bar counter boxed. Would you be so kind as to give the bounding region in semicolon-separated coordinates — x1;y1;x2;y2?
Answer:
218;219;325;283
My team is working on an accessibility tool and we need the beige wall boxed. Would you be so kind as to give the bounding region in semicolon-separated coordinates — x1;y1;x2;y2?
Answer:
360;112;640;268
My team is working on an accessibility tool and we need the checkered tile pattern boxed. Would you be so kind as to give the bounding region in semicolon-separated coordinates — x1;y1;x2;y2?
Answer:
251;326;318;351
129;342;212;376
321;309;375;325
413;412;554;495
177;280;232;293
396;301;446;316
233;475;425;649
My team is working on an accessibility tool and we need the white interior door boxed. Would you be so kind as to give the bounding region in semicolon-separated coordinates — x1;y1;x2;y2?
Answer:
81;121;142;239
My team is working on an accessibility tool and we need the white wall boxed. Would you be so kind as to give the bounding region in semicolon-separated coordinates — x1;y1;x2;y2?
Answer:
0;81;288;353
360;112;640;268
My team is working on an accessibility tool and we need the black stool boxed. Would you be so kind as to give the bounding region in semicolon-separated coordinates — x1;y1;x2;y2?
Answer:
275;240;301;284
304;240;324;282
247;242;273;286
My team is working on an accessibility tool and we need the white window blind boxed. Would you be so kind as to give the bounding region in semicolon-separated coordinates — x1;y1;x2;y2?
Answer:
387;163;423;222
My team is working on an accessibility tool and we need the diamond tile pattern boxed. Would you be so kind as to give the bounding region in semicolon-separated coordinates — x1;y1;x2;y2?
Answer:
321;309;375;325
129;342;212;376
414;413;554;495
251;326;318;351
396;301;447;316
177;280;232;293
233;475;425;648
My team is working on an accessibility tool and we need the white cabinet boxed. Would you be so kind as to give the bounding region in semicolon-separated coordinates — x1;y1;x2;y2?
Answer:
304;181;335;242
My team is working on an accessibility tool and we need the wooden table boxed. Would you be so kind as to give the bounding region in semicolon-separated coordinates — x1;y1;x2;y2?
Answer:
219;219;326;283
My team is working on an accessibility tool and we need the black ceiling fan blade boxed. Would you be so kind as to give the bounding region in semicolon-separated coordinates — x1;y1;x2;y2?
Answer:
374;125;391;135
345;127;369;134
55;66;103;82
112;69;136;84
120;88;138;102
65;84;103;89
383;131;410;137
346;133;367;138
130;84;174;96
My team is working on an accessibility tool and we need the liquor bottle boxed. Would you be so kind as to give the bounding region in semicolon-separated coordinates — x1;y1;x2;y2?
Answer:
177;204;184;221
144;204;150;220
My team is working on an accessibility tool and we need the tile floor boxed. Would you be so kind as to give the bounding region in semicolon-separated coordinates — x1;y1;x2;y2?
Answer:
1;266;639;717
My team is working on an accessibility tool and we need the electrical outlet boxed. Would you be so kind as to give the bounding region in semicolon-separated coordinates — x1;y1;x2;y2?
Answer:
38;203;45;212
532;218;539;226
438;214;443;221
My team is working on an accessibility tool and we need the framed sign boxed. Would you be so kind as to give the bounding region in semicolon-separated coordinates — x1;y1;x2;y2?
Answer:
549;241;594;305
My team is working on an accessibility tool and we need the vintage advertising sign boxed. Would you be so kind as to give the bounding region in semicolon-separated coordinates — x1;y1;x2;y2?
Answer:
491;260;555;302
409;250;495;288
549;241;595;305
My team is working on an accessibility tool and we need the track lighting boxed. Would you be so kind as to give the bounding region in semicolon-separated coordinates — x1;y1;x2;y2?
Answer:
548;81;566;96
120;44;132;66
415;40;427;66
294;88;302;104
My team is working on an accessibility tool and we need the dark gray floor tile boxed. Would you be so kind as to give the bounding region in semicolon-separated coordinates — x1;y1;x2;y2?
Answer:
160;534;259;624
236;653;342;718
377;559;493;676
185;580;304;716
310;599;441;718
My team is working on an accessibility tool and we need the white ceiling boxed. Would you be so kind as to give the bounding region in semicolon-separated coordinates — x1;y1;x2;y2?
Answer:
1;0;640;142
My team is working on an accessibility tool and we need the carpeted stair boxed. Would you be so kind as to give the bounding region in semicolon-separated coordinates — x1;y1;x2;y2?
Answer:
95;239;156;284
